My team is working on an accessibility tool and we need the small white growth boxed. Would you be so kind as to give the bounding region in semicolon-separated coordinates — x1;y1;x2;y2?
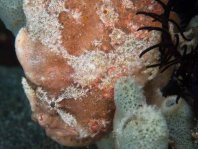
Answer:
121;0;134;9
161;96;195;149
0;0;25;35
101;119;110;128
92;39;103;48
57;109;77;127
128;22;140;31
97;0;119;27
22;77;37;111
69;51;108;87
61;110;90;138
109;28;127;46
77;127;90;139
70;9;82;23
57;85;89;101
64;7;82;23
23;0;67;55
36;87;50;105
148;5;154;11
115;105;168;149
22;77;35;100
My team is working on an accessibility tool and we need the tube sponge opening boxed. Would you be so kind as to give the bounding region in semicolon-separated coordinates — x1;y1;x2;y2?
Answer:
114;105;169;149
114;77;168;149
161;96;196;149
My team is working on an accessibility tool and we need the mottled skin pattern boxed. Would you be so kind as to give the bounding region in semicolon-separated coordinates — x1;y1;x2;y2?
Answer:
60;0;163;55
15;0;170;147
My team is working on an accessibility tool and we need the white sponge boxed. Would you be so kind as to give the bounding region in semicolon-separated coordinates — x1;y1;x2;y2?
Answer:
161;96;196;149
114;77;145;117
114;77;169;149
115;105;168;149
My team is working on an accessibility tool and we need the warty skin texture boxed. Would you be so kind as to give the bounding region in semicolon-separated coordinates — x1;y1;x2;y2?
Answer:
15;0;170;146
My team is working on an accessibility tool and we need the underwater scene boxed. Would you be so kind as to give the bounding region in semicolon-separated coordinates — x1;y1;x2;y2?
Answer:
0;0;198;149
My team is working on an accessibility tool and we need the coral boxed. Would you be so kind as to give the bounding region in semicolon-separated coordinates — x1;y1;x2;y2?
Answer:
0;0;25;35
15;0;166;146
115;105;168;149
161;96;196;149
113;77;169;149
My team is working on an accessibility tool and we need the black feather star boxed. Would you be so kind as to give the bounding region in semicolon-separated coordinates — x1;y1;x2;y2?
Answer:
137;0;198;117
136;0;182;70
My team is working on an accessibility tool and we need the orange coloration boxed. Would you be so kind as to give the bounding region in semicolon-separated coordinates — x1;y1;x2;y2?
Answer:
88;120;101;133
15;0;175;147
103;88;114;99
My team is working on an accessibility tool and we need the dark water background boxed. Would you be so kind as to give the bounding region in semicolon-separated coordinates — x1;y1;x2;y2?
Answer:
0;20;96;149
